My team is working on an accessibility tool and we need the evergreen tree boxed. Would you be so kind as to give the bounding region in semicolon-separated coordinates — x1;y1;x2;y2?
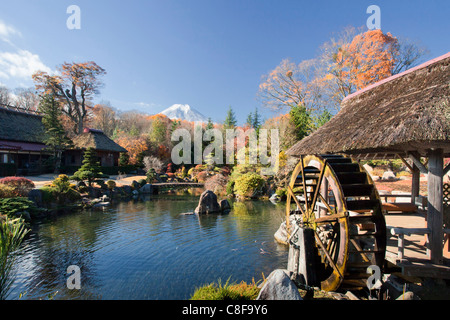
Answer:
223;106;237;129
71;147;104;186
205;117;214;130
289;104;312;141
39;94;73;173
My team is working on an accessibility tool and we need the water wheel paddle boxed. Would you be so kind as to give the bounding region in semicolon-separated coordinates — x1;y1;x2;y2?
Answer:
286;154;386;292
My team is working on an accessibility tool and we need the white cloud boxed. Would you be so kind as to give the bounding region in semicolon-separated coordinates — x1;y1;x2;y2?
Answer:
0;20;21;45
0;49;53;80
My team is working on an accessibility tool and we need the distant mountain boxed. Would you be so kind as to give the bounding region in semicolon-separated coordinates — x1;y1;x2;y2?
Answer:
159;104;208;123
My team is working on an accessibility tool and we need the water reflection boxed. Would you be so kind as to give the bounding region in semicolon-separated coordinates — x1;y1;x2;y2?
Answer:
10;194;288;300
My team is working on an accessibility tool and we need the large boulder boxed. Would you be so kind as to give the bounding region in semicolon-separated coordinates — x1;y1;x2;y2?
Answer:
194;190;221;214
139;184;153;194
257;269;302;300
28;189;43;207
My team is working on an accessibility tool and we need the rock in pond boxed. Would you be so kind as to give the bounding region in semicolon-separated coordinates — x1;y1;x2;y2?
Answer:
194;190;221;214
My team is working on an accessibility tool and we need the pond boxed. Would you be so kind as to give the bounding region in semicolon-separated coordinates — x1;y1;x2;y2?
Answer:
9;193;289;300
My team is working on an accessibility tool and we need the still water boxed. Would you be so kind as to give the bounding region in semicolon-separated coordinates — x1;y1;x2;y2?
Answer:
10;193;289;300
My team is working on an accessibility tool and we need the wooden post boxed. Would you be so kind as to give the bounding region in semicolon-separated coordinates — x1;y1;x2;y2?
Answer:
427;149;444;264
298;227;317;287
411;163;420;204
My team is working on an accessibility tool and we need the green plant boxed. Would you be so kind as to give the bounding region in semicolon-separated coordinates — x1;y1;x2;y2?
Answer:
190;278;260;300
0;197;37;219
106;180;116;190
51;174;71;193
233;172;265;198
146;168;157;183
137;179;147;187
70;147;105;186
0;216;30;299
226;179;235;196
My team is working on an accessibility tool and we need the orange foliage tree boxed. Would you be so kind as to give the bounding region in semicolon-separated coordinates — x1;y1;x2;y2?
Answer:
32;61;106;135
114;134;149;165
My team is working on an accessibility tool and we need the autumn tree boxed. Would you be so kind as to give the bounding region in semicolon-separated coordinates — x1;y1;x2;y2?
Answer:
0;86;11;105
32;61;106;135
14;88;40;111
319;27;427;110
258;59;322;113
90;102;117;137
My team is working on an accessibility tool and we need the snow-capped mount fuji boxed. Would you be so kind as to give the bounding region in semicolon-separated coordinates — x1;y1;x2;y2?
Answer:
159;104;208;123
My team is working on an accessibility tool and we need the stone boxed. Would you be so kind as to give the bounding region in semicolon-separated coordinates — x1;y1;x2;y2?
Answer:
256;269;302;300
219;199;231;212
122;185;132;195
194;190;221;214
269;193;280;203
382;170;397;181
139;184;153;194
28;189;43;207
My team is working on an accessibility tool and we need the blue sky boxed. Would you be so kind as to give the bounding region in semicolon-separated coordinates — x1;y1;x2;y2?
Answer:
0;0;449;125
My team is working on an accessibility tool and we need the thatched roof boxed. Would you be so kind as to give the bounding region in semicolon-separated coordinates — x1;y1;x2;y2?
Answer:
0;106;45;143
286;52;450;159
72;128;127;153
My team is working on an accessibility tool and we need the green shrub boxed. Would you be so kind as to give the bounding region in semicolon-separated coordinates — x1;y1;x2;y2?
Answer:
106;180;116;190
146;168;157;183
190;279;260;300
226;180;235;196
0;197;38;219
137;179;147;187
233;172;265;198
51;174;71;193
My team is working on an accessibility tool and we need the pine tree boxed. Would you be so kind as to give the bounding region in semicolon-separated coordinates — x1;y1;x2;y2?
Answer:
71;147;103;186
39;94;73;173
289;104;312;141
223;106;237;129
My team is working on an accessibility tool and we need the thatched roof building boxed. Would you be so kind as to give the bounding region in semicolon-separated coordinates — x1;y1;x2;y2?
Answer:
286;52;450;159
72;128;127;153
0;106;46;146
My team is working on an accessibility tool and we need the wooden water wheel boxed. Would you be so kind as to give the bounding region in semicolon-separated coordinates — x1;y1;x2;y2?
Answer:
286;154;386;292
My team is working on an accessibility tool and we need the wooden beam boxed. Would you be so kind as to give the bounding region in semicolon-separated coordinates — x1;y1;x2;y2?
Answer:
411;162;421;204
396;154;413;172
427;148;444;264
408;152;428;174
444;163;450;176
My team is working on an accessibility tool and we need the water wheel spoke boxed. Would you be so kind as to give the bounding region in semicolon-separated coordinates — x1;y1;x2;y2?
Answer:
299;156;309;214
314;231;343;279
310;164;326;214
287;185;305;216
318;193;335;214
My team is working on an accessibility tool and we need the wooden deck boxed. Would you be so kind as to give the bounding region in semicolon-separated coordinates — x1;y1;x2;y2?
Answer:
385;212;450;280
